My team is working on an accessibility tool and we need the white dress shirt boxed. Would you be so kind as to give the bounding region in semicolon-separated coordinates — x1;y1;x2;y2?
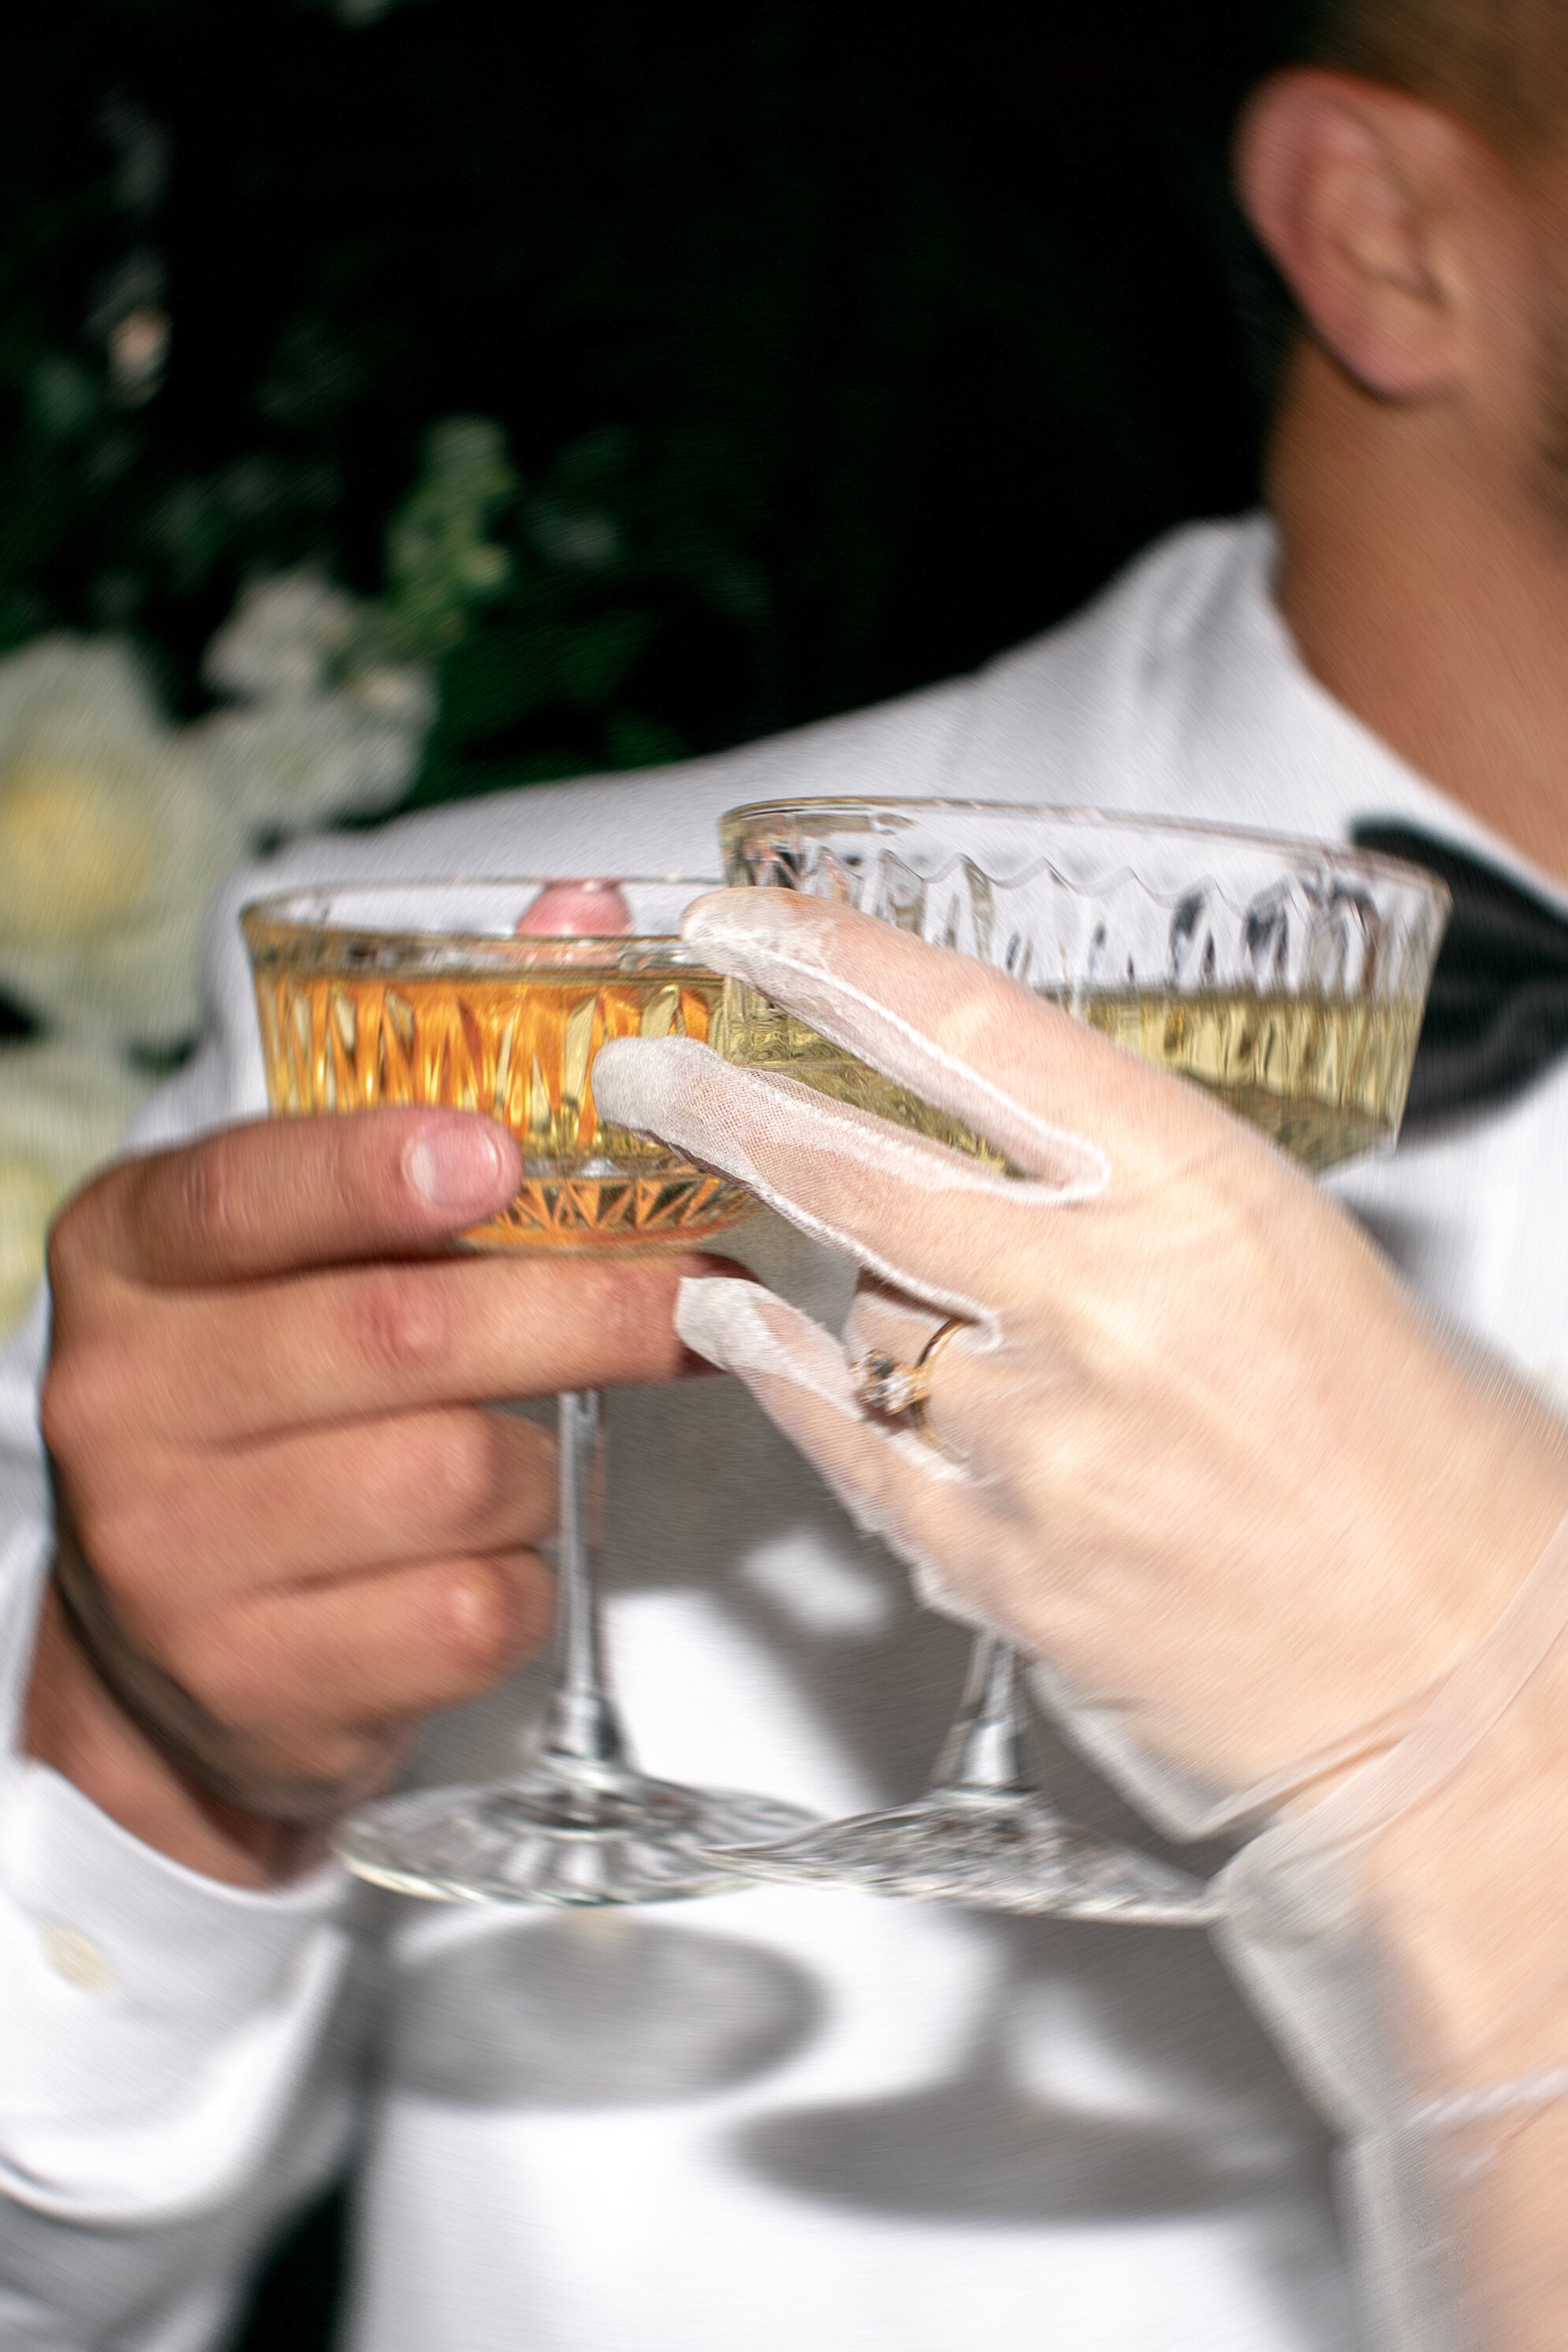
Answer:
3;514;1564;2352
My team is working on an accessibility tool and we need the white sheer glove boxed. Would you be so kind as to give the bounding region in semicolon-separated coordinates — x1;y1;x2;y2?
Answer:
592;886;1568;2352
596;888;1542;1821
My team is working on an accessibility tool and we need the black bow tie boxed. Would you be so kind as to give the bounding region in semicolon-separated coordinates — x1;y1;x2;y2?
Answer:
1352;822;1568;1132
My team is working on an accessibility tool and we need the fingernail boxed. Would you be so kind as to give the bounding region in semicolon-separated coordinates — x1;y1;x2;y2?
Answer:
404;1119;514;1210
674;1273;769;1370
593;1035;703;1126
682;889;826;983
587;1037;650;1124
447;1571;508;1661
681;888;765;948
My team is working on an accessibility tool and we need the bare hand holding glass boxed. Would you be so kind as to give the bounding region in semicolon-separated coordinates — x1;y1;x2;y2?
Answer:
244;878;816;1904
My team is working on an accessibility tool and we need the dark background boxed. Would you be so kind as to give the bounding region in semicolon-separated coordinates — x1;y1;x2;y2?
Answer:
2;0;1295;818
2;5;1296;2340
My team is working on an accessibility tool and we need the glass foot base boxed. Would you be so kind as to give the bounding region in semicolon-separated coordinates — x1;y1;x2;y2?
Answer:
335;1767;819;1907
702;1791;1219;1925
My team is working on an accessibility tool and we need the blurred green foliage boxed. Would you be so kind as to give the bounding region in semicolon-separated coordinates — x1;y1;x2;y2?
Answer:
0;0;1287;809
377;418;516;659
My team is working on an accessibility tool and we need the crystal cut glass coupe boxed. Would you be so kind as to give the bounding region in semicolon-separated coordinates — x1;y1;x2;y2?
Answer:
243;879;818;1905
709;800;1451;1922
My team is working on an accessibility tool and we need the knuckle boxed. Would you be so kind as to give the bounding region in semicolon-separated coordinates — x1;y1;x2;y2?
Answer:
43;1198;91;1305
929;985;1011;1068
441;1557;542;1680
39;1354;95;1467
40;1329;151;1466
47;1154;132;1273
180;1134;246;1255
349;1268;453;1380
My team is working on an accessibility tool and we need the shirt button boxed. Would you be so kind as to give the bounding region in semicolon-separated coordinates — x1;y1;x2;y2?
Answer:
41;1924;114;1992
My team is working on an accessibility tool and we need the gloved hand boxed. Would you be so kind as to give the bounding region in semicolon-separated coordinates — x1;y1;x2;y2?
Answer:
594;886;1563;1828
594;885;1568;2352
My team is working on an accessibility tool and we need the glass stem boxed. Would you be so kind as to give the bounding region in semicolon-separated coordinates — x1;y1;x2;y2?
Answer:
538;1389;631;1779
927;1633;1035;1799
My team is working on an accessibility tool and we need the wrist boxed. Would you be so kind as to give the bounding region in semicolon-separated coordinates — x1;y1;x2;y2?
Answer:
24;1580;326;1888
1366;1591;1568;2097
1378;1671;1568;2352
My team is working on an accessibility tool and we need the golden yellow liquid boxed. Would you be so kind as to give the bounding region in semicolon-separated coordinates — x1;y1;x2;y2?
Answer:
253;964;754;1246
718;982;1423;1174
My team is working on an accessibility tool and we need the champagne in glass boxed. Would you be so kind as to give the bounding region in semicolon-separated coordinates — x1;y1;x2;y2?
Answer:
706;801;1451;1923
719;982;1427;1173
244;879;817;1907
255;944;741;1243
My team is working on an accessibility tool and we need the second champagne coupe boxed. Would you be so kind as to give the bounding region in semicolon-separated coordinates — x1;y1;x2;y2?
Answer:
707;800;1451;1922
243;878;818;1905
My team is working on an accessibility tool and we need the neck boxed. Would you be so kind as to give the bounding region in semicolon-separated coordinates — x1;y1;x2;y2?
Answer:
1272;338;1568;885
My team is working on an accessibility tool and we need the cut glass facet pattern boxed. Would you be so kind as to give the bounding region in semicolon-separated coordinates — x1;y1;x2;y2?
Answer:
245;893;753;1245
719;801;1450;1173
341;1771;822;1908
718;1792;1221;1925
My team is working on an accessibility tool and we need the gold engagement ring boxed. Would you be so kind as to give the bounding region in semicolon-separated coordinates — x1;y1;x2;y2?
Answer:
851;1315;968;1441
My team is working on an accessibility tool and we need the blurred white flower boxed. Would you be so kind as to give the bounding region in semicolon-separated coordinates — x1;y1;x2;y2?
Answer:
0;636;248;1045
193;684;434;835
203;567;358;703
0;1042;149;1334
0;572;433;1045
197;567;434;832
0;467;471;1338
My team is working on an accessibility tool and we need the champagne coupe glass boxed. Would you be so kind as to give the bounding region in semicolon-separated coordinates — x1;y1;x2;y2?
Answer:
242;878;818;1905
706;800;1451;1922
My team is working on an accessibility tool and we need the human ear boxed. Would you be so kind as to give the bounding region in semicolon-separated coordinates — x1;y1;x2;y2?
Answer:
1235;69;1480;401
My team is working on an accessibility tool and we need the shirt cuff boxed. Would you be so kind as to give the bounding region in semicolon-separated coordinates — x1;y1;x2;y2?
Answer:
0;1522;356;2224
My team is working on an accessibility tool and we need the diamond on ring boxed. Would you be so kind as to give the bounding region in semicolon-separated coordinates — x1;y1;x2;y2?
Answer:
852;1351;932;1417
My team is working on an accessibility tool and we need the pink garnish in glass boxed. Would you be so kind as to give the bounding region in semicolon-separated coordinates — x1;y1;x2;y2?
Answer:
514;879;633;937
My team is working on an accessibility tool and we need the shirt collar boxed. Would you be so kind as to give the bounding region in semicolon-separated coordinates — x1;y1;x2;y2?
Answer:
955;513;1568;919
